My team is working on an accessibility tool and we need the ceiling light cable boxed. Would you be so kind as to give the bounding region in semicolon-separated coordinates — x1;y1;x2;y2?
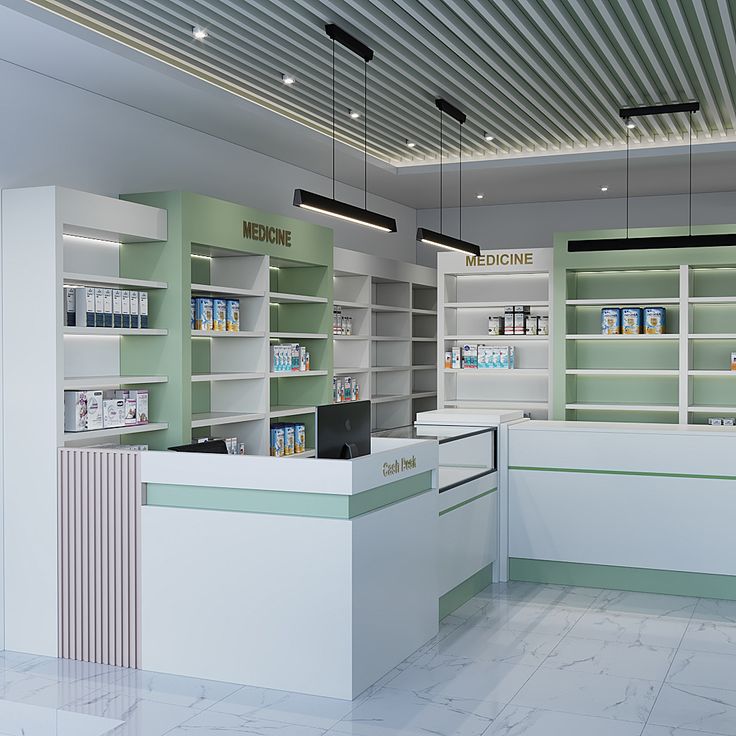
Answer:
689;110;693;236
332;37;336;201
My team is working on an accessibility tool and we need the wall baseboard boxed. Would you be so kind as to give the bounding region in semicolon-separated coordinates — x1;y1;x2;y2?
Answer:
439;564;493;620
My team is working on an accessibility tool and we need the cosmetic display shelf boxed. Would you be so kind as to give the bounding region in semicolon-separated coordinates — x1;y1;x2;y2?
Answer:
191;372;264;382
333;367;369;374
270;332;328;340
63;422;168;443
565;403;679;412
688;405;736;413
411;308;438;315
64;327;167;336
372;394;411;404
191;283;264;298
566;369;680;376
371;336;410;342
191;330;264;338
445;335;549;342
446;399;549;408
689;333;736;339
689;370;736;376
64;375;168;389
191;412;266;428
413;365;435;371
689;297;736;304
269;371;328;378
269;292;328;305
445;301;549;309
371;304;411;313
566;297;679;306
566;333;679;340
333;335;370;340
371;366;411;372
334;300;370;309
63;272;167;290
279;449;317;459
269;406;316;418
444;368;548;375
412;337;436;342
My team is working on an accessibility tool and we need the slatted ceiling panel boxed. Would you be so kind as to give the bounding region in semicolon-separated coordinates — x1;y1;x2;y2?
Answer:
30;0;736;163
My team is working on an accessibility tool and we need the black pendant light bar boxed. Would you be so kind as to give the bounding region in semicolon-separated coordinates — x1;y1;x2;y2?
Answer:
294;189;397;232
416;98;481;257
293;24;397;234
416;228;480;256
619;101;699;118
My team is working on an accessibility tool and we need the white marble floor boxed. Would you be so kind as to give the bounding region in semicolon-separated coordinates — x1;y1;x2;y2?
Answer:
2;582;736;735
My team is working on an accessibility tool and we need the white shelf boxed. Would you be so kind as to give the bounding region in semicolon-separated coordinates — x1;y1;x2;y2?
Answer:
191;330;264;338
334;366;370;374
191;412;266;428
191;372;264;383
269;292;328;305
269;406;316;418
333;335;370;340
689;297;736;304
689;370;736;376
689;333;736;340
64;422;168;443
412;365;435;371
278;449;317;459
412;337;436;342
63;272;167;290
334;300;370;309
269;371;328;378
270;332;328;340
371;394;411;404
372;366;411;372
445;399;548;408
371;304;410;313
64;375;168;389
566;298;679;306
566;369;679;376
566;334;678;340
566;403;678;412
412;308;438;315
372;336;410;342
64;327;167;336
445;301;549;309
445;368;547;375
412;391;437;399
688;406;736;413
445;335;548;342
191;283;264;298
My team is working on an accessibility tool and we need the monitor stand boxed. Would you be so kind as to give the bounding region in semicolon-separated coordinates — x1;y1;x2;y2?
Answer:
340;442;359;459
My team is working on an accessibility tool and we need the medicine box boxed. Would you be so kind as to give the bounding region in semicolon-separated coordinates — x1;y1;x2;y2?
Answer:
94;288;105;328
103;288;113;328
64;287;77;327
75;287;95;328
64;390;103;432
121;290;130;328
103;399;126;429
129;291;139;329
451;346;461;369
139;291;149;329
213;298;226;331
113;290;122;328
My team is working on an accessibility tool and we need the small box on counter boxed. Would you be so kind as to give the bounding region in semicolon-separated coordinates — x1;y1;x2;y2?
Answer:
503;312;515;335
538;315;549;335
461;343;478;369
451;346;461;369
525;315;538;335
488;316;503;335
514;312;526;335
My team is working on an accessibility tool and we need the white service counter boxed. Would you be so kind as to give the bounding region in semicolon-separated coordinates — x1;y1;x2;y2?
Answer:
507;420;736;598
139;437;438;699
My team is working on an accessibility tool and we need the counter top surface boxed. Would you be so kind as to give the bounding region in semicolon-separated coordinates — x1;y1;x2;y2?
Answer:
416;408;524;426
510;419;736;437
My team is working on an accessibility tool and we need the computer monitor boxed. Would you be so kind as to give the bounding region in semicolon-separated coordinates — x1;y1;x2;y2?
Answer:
169;439;229;454
316;400;371;459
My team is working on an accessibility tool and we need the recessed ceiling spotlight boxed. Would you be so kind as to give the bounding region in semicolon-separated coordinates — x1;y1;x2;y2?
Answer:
406;140;416;148
348;109;360;119
600;185;609;192
626;121;636;129
191;25;208;40
476;193;484;199
282;73;296;85
484;133;494;141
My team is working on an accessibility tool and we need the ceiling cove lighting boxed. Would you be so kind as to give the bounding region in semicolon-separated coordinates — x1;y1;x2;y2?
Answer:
569;100;735;252
476;193;484;199
192;25;208;40
600;186;609;192
348;109;360;119
406;140;416;148
416;98;481;257
484;133;494;141
292;24;397;233
282;73;295;85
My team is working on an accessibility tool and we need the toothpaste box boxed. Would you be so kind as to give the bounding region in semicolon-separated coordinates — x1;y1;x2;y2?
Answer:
129;291;139;329
213;298;226;331
64;287;77;326
284;424;295;456
75;287;96;328
113;289;122;328
226;299;239;332
121;290;131;328
103;398;126;428
94;288;106;328
139;291;148;329
103;288;113;328
294;423;306;453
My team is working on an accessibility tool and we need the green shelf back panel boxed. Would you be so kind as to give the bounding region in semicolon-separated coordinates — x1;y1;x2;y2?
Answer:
692;304;736;334
691;375;736;406
691;341;736;370
553;224;736;422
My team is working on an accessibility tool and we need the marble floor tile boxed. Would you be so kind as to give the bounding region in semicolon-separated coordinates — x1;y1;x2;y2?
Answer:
593;591;697;619
329;686;502;736
62;691;204;736
641;726;725;735
569;610;691;648
693;599;736;625
0;652;47;672
106;668;242;710
472;601;586;637
0;699;121;736
648;683;736;735
541;635;676;681
10;655;121;688
451;597;491;620
667;649;736;692
511;668;658;723
166;709;328;735
480;583;602;609
0;668;106;709
680;620;736;657
388;653;536;704
437;623;560;667
209;686;355;730
484;705;645;735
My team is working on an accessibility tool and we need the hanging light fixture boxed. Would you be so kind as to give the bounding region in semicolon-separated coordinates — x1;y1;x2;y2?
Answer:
293;24;397;233
416;98;481;257
569;100;736;252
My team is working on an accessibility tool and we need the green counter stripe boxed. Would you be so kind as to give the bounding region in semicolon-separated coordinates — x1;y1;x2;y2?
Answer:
439;565;493;620
146;470;432;519
510;558;736;601
510;465;736;482
439;488;497;517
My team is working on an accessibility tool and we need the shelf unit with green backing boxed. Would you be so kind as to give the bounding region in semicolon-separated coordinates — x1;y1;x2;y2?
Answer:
553;225;736;425
120;191;333;454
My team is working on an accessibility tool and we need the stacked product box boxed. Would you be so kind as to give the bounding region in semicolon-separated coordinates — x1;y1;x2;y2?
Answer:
192;297;240;332
270;422;306;456
333;307;353;335
65;286;150;329
332;376;360;402
447;344;516;369
271;344;311;373
63;389;149;432
601;306;666;335
488;306;548;336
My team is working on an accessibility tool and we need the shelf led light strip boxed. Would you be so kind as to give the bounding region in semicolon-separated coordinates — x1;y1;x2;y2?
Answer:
63;233;121;247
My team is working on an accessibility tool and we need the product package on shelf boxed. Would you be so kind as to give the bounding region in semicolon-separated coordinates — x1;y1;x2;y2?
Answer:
64;287;77;326
271;343;310;373
195;297;213;331
213;298;226;332
333;307;353;335
139;291;149;328
270;422;307;456
129;291;139;329
643;307;665;335
76;287;96;328
226;299;239;332
64;390;103;432
113;289;122;328
601;306;666;336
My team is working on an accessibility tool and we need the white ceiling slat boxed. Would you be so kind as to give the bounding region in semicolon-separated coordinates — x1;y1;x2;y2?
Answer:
29;0;736;165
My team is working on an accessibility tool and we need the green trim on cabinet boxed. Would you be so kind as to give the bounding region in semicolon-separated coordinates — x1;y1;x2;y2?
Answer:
439;488;497;517
146;470;433;519
509;465;736;482
510;558;736;601
439;565;493;620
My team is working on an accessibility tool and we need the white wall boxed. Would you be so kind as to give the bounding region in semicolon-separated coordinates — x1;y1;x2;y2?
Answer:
0;59;417;262
416;191;736;266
